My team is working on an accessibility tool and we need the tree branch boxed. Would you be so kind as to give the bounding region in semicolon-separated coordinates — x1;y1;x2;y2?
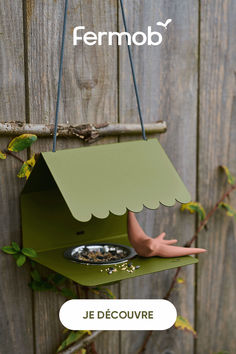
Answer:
137;330;153;354
4;150;25;163
59;331;103;354
138;183;236;354
164;267;181;300
0;121;167;143
163;183;236;301
185;183;236;247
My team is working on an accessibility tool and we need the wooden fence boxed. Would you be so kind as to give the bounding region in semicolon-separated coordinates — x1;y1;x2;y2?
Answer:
0;1;235;353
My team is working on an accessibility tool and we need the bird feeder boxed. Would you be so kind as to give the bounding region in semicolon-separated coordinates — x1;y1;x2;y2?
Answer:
21;139;197;286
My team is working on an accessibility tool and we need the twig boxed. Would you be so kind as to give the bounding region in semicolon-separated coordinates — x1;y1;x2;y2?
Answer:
185;183;236;247
59;331;103;354
164;267;181;300
137;183;236;353
75;283;81;299
86;341;98;354
0;121;167;143
4;150;25;163
137;330;153;354
163;183;236;300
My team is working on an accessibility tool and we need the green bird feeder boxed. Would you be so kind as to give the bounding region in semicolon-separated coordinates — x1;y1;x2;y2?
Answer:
21;139;197;286
20;1;198;286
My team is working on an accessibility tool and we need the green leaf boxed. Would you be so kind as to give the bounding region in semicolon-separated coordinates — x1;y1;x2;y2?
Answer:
17;155;36;180
8;134;37;152
1;246;18;255
60;288;77;299
181;202;206;220
219;203;236;219
57;331;91;352
16;254;26;267
0;151;7;160
22;247;37;258
102;287;116;299
29;280;54;291
50;273;67;285
99;287;116;299
220;165;235;185
30;269;41;282
11;242;21;252
174;315;197;337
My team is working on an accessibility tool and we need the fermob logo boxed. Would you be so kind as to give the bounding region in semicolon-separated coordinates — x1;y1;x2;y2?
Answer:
73;19;172;46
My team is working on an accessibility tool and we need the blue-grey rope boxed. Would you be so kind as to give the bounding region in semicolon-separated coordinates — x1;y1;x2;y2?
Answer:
53;0;147;151
119;0;147;141
52;0;69;152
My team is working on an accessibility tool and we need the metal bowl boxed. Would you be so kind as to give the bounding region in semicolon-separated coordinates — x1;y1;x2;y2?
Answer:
64;243;137;265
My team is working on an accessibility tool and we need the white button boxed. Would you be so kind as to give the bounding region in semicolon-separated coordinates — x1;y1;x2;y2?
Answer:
59;299;177;331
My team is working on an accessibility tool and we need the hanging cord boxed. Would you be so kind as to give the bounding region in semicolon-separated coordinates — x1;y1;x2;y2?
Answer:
52;0;146;150
119;0;147;141
52;0;69;152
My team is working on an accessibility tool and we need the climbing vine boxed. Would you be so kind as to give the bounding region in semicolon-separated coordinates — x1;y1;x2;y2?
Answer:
0;133;37;178
137;165;236;354
1;134;236;353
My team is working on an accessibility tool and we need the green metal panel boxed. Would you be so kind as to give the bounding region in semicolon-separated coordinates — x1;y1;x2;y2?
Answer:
21;139;196;286
21;189;127;252
34;245;198;287
41;139;191;222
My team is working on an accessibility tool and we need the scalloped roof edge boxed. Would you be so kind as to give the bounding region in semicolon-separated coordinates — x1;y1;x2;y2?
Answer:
67;196;191;223
28;139;191;222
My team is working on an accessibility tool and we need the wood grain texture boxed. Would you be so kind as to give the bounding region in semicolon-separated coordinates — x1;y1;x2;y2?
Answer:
26;0;119;352
27;0;117;129
197;1;236;353
119;1;198;353
0;1;34;353
1;0;236;353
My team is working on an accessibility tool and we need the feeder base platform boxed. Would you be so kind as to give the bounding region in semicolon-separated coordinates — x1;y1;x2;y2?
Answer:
34;236;198;286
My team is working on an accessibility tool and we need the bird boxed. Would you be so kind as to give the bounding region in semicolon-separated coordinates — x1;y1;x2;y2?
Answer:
156;19;172;30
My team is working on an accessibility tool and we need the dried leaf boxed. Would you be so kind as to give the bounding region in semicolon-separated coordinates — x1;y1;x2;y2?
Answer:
16;254;26;267
26;154;36;167
177;277;185;284
174;315;197;337
220;165;235;185
17;154;36;179
80;349;87;354
8;134;37;152
57;331;91;352
181;202;206;220
90;286;116;299
0;151;7;160
1;246;18;255
219;203;236;219
99;287;116;299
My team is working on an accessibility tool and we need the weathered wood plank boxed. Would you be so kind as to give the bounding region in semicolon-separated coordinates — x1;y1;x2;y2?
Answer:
0;1;34;353
26;0;119;352
119;1;198;353
197;0;236;352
